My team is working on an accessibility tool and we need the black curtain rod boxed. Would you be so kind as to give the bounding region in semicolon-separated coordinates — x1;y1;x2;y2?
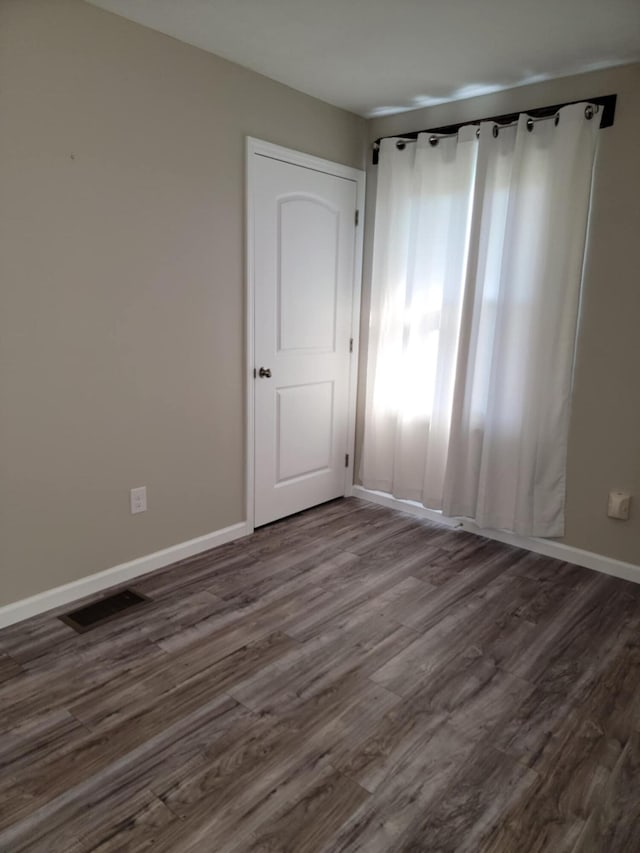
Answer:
372;93;616;165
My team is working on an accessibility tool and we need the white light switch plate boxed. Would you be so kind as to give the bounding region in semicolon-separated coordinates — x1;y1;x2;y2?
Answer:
130;486;147;514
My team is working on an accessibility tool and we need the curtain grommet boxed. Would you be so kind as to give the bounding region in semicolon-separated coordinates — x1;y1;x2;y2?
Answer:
396;140;406;150
492;125;499;138
429;135;439;147
526;117;534;132
554;114;560;126
585;105;594;120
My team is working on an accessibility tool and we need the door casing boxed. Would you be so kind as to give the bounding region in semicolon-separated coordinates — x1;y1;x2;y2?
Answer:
245;137;365;531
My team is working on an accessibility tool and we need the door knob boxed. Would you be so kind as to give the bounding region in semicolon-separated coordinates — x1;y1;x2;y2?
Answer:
258;367;272;378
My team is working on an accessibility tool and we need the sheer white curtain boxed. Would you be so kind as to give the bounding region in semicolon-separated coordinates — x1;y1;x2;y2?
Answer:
361;103;599;537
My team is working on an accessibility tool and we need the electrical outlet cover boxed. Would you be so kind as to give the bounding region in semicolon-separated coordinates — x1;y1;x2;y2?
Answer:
607;490;631;520
130;486;147;514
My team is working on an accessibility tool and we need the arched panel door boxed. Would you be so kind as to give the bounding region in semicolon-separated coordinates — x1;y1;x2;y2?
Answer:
252;153;358;526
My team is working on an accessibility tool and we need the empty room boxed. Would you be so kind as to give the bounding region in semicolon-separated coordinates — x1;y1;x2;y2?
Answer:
2;0;640;850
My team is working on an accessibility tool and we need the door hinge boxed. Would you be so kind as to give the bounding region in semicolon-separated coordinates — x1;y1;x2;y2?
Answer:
345;453;350;468
355;209;359;226
349;338;353;353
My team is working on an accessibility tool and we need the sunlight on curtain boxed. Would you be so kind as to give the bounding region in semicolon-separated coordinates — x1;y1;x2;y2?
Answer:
361;103;600;536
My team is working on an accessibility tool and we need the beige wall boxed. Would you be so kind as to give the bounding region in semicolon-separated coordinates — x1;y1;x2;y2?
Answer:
357;63;640;565
0;0;366;605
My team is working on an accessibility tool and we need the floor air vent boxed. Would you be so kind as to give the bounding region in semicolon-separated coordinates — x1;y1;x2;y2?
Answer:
59;588;150;633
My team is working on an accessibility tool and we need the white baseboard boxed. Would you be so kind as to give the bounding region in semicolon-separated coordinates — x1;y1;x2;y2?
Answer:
352;485;640;586
0;521;251;630
5;489;638;630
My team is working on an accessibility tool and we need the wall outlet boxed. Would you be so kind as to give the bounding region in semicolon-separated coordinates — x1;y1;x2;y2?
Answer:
607;490;631;521
130;486;147;514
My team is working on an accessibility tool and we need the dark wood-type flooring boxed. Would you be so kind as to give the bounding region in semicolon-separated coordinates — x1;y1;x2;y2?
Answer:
1;498;640;852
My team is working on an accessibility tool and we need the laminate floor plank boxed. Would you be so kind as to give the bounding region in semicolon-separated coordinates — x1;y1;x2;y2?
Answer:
0;652;23;683
512;577;640;686
69;630;298;733
346;649;527;795
73;792;174;853
0;710;90;781
235;766;369;853
203;538;348;600
571;731;640;853
228;612;417;715
0;636;168;732
151;582;328;656
369;572;535;698
480;725;610;852
322;722;476;853
0;614;77;664
16;786;175;853
2;497;640;852
0;694;247;848
492;608;640;773
148;715;355;852
281;574;417;643
391;741;539;853
313;513;418;556
340;522;450;564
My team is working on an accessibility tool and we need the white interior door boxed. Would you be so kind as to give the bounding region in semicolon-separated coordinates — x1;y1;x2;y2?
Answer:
251;151;359;527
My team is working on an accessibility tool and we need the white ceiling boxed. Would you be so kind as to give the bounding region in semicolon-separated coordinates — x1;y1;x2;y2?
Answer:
86;0;640;117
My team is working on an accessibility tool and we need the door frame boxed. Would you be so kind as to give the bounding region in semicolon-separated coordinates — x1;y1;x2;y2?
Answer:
245;137;365;532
